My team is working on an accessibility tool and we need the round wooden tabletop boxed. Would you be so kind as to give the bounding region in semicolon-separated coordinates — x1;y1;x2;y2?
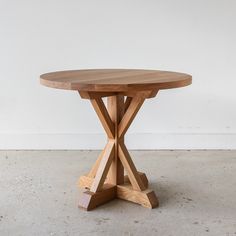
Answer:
40;69;192;92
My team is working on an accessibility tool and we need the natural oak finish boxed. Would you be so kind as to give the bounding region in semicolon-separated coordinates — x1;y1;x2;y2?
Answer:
90;98;115;139
40;69;192;211
107;95;125;185
118;96;145;138
90;140;115;192
78;184;116;211
78;172;149;190
40;69;191;92
117;184;159;209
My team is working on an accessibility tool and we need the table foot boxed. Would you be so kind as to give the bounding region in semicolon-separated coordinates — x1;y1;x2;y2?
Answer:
78;184;116;211
117;183;159;209
78;172;157;210
78;171;148;190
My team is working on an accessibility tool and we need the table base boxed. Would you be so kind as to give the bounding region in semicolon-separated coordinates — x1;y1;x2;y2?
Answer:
77;91;159;211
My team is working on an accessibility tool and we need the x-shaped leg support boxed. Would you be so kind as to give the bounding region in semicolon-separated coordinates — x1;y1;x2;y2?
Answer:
78;90;159;210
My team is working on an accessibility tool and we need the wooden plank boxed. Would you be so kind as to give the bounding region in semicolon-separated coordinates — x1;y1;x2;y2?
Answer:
118;96;145;138
124;96;132;112
117;183;159;209
78;172;148;190
90;140;115;192
118;143;146;191
90;97;115;139
121;90;159;99
107;95;125;185
79;91;116;99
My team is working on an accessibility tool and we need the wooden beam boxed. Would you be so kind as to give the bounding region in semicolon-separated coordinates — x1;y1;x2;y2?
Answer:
120;90;159;99
107;95;125;185
124;97;132;112
117;183;159;209
118;96;145;138
78;172;148;190
79;91;116;99
90;98;115;139
90;140;115;192
118;143;146;191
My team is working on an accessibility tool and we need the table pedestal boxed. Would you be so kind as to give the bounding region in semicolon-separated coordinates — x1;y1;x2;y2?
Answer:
78;90;159;210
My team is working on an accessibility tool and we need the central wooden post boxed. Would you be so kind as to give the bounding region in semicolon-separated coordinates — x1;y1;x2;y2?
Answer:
107;95;125;185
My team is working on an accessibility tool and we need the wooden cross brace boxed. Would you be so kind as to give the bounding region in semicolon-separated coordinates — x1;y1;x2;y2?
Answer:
78;90;159;210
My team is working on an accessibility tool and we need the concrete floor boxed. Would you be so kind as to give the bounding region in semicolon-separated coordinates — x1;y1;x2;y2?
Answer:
0;150;236;236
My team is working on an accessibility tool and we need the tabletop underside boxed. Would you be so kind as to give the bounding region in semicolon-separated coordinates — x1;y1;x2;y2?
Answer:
40;69;192;92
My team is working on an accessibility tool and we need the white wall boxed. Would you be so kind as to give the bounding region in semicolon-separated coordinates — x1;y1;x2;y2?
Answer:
0;0;235;149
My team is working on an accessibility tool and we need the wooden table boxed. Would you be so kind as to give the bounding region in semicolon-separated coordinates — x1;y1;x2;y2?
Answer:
40;69;192;211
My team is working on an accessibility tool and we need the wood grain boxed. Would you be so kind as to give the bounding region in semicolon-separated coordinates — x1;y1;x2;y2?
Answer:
78;172;148;190
40;69;192;92
78;184;116;211
118;96;145;138
87;148;105;178
90;97;115;139
118;143;146;191
107;95;125;185
90;140;115;192
117;183;159;209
